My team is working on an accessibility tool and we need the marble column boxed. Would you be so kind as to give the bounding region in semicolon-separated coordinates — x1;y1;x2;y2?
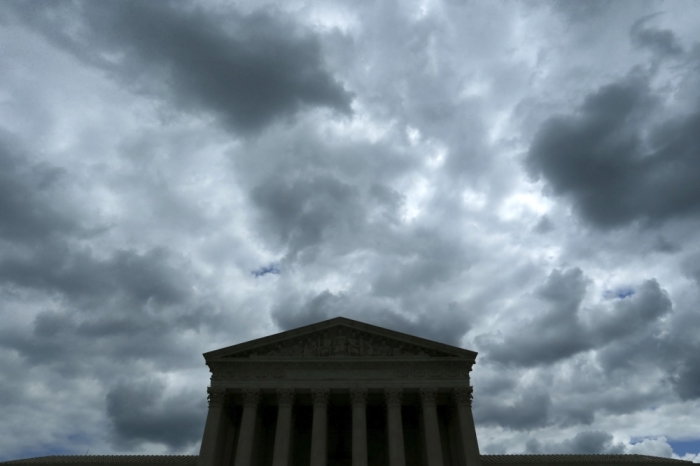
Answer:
234;389;260;466
420;388;444;466
351;387;368;466
199;388;227;466
222;409;238;466
454;387;481;466
385;388;405;466
310;388;329;466
272;389;295;466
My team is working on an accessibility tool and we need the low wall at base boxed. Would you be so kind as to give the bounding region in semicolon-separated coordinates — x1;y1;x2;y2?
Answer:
482;454;693;466
0;454;693;466
0;456;199;466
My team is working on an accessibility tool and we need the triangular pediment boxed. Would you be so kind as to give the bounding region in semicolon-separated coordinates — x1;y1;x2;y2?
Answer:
204;317;477;361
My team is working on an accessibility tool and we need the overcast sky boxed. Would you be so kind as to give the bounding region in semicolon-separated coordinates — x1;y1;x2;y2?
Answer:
2;0;700;462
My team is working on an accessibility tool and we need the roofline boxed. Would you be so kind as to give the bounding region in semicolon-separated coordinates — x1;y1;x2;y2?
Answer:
203;316;477;361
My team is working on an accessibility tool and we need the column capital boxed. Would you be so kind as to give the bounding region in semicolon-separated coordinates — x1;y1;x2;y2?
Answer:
453;386;474;407
207;387;226;407
350;387;368;406
384;387;403;407
312;388;329;406
277;388;295;407
242;388;260;407
419;387;438;407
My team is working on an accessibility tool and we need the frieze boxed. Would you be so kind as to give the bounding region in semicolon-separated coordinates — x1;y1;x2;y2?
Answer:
210;360;472;380
224;326;455;358
392;362;472;378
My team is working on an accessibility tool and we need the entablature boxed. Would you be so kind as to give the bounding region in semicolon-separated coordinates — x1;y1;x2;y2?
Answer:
208;358;472;389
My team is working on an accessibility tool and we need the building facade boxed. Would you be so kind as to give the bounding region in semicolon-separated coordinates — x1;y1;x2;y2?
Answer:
198;317;481;466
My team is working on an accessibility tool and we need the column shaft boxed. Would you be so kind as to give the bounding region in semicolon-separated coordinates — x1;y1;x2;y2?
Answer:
420;388;444;466
222;415;238;466
385;388;405;466
351;388;368;466
234;389;260;466
454;387;481;466
272;389;295;466
310;389;329;466
199;388;227;466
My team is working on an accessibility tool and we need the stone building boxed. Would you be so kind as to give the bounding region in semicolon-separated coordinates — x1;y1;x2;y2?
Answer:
198;317;481;466
0;317;693;466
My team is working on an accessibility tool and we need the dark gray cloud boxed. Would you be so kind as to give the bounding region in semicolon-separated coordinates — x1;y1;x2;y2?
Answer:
272;289;340;330
477;269;672;367
0;304;215;376
477;268;590;366
670;351;700;401
370;230;470;298
527;431;625;454
106;379;206;451
552;403;596;428
526;73;700;229
0;162;209;369
682;252;700;288
248;165;470;300
0;131;78;243
551;0;612;23
8;0;351;135
593;279;671;344
653;236;680;253
0;126;223;379
250;173;364;260
630;15;684;58
0;245;191;307
475;388;551;431
533;215;555;234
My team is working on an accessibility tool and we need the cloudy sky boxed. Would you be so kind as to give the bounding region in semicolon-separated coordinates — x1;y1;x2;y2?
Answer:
2;0;700;461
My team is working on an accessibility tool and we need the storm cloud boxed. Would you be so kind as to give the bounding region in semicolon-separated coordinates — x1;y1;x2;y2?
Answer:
7;1;352;135
476;269;672;367
526;73;700;229
106;380;205;451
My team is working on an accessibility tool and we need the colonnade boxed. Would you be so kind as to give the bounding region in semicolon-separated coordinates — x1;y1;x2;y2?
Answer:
198;387;480;466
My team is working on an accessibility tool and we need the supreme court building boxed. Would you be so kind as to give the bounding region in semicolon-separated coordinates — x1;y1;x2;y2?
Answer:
198;317;481;466
2;317;693;466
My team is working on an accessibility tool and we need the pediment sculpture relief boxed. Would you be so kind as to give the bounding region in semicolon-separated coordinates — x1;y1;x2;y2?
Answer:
226;326;454;358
